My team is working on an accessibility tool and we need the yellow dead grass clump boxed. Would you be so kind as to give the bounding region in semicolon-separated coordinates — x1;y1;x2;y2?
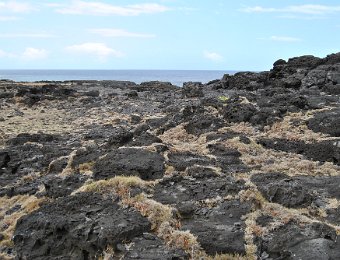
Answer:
159;124;210;156
0;195;46;256
223;137;340;177
75;176;207;258
74;175;148;199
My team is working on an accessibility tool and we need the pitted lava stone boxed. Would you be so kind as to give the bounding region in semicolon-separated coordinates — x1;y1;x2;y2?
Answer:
127;132;162;147
167;151;213;171
13;193;151;260
0;134;74;189
184;114;225;135
118;233;188;260
308;109;340;137
258;138;340;165
43;174;89;198
182;82;204;98
251;173;314;208
93;148;165;180
207;144;249;173
257;221;340;259
181;200;251;255
326;207;340;226
6;133;60;146
153;175;245;205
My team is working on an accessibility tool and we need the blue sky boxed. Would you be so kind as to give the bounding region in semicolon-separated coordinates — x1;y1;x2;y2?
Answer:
0;0;340;70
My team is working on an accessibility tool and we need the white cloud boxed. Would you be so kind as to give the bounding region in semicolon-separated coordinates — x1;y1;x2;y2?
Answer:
0;15;19;21
89;28;155;38
0;33;56;38
0;49;16;58
0;47;47;59
241;4;340;15
0;49;8;57
65;42;124;60
0;1;35;13
203;51;223;62
270;36;301;42
55;1;169;16
22;48;48;60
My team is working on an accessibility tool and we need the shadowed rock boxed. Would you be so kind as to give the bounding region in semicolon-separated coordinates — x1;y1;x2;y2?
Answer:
93;148;165;180
308;109;340;137
118;233;188;259
13;193;151;260
257;221;340;259
181;200;251;256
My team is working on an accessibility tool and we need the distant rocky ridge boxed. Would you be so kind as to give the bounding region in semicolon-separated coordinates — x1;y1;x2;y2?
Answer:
0;53;340;259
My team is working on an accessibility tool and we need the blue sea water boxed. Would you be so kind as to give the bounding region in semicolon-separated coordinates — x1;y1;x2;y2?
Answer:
0;70;236;87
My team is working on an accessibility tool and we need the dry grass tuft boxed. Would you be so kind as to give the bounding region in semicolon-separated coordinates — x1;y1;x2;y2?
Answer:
219;123;259;136
0;252;14;260
75;176;207;258
78;161;95;175
159;124;211;156
261;111;336;143
223;137;340;177
74;175;148;199
128;193;174;230
0;195;46;256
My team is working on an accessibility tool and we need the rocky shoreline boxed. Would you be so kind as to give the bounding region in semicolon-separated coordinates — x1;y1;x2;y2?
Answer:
0;53;340;259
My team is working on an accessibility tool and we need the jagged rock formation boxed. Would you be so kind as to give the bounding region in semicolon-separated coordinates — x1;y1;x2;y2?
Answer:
0;53;340;259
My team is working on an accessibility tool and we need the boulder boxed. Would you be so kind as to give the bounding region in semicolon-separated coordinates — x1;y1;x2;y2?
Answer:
93;148;165;180
14;193;151;260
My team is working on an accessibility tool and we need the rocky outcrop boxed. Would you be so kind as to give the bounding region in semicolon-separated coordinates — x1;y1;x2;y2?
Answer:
0;52;340;259
13;193;151;259
93;148;165;180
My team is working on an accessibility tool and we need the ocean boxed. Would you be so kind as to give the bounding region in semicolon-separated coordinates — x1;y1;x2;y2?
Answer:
0;70;236;87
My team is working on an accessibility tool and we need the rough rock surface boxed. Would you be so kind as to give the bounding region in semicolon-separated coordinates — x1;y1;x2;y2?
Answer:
181;200;251;255
0;52;340;259
308;108;340;137
117;233;188;259
13;193;151;260
93;148;165;180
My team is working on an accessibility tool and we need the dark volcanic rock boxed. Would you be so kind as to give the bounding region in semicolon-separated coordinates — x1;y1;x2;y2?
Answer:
43;174;89;198
0;151;10;168
251;173;314;208
182;82;204;98
167;151;213;171
15;85;76;106
308;109;340;137
296;175;340;200
258;138;340;165
222;97;257;123
221;71;267;91
258;221;340;260
326;206;340;226
0;178;40;197
184;114;225;135
181;200;251;256
0;136;73;190
118;233;188;259
208;144;249;173
13;193;151;260
107;127;134;147
93;148;165;180
6;133;59;146
153;175;245;206
127;132;162;147
84;125;133;146
136;81;178;92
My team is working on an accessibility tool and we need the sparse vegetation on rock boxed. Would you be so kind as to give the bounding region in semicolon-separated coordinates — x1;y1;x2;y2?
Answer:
0;53;340;259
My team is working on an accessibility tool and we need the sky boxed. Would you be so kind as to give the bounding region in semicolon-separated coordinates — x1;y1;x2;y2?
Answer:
0;0;340;70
